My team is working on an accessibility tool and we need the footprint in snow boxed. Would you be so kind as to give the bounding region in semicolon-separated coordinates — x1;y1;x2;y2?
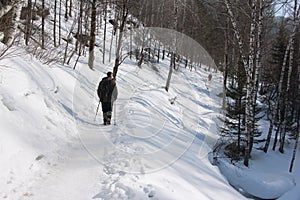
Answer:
1;94;16;111
148;190;156;198
143;184;157;199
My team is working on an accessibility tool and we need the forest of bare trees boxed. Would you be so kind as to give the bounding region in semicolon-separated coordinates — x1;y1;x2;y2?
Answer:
218;0;300;172
0;0;299;171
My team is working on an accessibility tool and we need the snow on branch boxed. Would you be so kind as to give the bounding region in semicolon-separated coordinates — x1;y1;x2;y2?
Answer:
0;4;13;19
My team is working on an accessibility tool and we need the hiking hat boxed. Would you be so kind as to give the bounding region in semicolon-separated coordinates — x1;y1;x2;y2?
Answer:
107;71;113;77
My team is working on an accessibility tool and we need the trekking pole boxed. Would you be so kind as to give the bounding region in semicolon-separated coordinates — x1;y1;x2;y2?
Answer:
94;99;101;121
114;100;117;125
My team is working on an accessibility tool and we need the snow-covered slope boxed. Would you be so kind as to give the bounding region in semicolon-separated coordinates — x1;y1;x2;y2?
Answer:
0;42;249;200
1;9;299;198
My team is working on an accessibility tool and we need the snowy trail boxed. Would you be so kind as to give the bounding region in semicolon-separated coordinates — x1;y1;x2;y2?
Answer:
0;51;246;199
0;4;299;197
27;137;102;200
67;61;245;199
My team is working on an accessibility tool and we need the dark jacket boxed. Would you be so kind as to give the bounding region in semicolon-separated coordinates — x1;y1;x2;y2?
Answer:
97;77;118;102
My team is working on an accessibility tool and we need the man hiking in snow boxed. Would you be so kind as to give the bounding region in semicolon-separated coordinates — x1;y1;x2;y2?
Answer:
97;72;118;125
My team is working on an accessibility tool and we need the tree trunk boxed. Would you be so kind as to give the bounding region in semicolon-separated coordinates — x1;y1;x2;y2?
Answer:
165;53;175;92
138;48;144;67
53;0;57;47
65;0;68;20
4;1;22;46
109;28;114;63
223;16;229;110
88;0;97;70
289;25;300;171
252;0;263;126
289;119;299;172
264;121;274;153
75;0;83;52
113;3;128;78
245;0;258;166
25;0;32;45
224;0;249;71
103;0;108;64
224;0;259;167
238;101;242;149
279;2;299;153
109;4;116;63
41;0;45;49
273;126;280;151
59;0;62;45
69;0;72;17
165;0;178;92
0;4;13;19
63;18;76;65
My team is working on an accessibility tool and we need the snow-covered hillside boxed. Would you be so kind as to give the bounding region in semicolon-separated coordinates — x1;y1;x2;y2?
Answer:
0;40;249;200
0;3;300;199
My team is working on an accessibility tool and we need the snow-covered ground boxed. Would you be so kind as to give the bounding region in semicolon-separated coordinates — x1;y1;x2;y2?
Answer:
1;3;300;197
1;42;300;200
0;42;242;199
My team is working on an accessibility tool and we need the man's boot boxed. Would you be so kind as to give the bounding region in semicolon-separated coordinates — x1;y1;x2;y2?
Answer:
103;113;108;125
107;111;112;125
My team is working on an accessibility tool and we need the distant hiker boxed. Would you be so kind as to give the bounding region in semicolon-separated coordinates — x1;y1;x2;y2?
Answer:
208;73;212;81
97;72;118;125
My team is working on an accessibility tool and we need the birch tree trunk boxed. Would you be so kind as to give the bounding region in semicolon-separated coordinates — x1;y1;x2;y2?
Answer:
250;0;264;155
289;37;300;172
113;2;129;78
224;0;249;70
4;1;23;46
103;0;108;64
109;4;116;63
0;5;13;19
109;28;114;63
253;0;263;114
224;0;259;167
279;1;300;153
245;0;258;161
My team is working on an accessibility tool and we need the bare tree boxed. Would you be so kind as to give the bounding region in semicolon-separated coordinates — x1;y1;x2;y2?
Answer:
1;0;23;46
165;0;178;92
103;0;108;64
224;0;267;166
65;0;68;20
59;0;62;45
25;0;32;45
88;0;97;70
53;0;57;47
112;0;130;78
69;0;72;17
222;16;229;110
41;0;45;49
289;42;300;172
279;1;300;153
